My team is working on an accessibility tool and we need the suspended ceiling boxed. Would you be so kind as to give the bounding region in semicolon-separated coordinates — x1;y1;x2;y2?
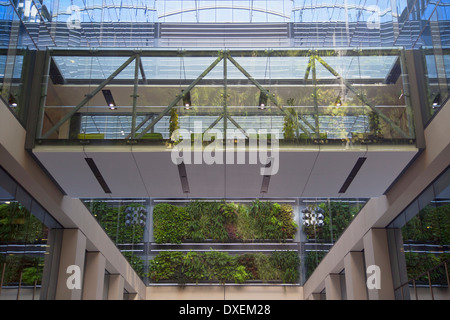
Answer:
32;144;417;199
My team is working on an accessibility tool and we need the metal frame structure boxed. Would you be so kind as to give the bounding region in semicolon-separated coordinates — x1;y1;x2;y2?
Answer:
39;48;414;141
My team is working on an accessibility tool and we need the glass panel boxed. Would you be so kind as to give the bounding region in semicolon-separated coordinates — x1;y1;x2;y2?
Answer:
301;198;368;282
389;167;450;299
38;48;417;153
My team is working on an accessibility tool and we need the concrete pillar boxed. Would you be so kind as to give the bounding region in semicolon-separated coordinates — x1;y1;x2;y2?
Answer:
325;274;342;300
82;252;106;300
344;251;368;300
363;228;395;300
55;229;86;300
126;292;140;300
307;293;322;300
108;274;125;300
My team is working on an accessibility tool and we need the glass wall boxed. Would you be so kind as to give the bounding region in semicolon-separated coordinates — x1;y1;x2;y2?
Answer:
0;0;37;124
0;166;61;300
300;198;368;281
82;199;149;281
389;167;450;300
35;48;417;151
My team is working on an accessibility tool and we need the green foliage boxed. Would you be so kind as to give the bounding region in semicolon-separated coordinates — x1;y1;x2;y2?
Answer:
0;255;44;285
402;204;450;244
169;108;179;137
148;251;184;282
283;103;297;141
0;203;47;244
271;251;300;283
89;201;146;244
154;200;298;243
305;251;327;279
248;200;297;241
405;252;449;284
148;250;298;284
153;203;189;244
368;111;381;137
253;253;280;281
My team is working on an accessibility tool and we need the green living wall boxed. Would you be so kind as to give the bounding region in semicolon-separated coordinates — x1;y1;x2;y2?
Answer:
153;200;298;243
148;250;300;284
0;202;47;286
402;203;450;284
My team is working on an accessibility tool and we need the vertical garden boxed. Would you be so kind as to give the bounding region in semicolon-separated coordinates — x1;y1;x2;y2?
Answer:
401;202;450;287
0;202;48;290
149;200;300;284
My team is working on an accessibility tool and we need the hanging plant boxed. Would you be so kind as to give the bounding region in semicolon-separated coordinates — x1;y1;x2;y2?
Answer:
283;98;297;141
168;108;180;144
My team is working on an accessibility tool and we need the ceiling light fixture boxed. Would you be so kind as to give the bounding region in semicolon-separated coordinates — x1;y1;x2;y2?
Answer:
432;93;441;108
183;91;192;110
258;91;268;110
102;89;117;110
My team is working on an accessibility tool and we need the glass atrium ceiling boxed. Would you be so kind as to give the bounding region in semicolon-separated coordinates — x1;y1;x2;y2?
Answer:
51;53;399;82
5;0;447;49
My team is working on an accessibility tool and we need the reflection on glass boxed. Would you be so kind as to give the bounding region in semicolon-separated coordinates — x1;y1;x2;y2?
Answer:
389;168;450;299
301;198;367;282
83;199;148;279
39;48;416;151
0;201;48;300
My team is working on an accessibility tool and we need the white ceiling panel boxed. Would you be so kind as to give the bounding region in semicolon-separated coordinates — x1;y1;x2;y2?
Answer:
32;145;418;199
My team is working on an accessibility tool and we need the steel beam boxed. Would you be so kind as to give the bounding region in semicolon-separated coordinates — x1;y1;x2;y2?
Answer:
135;54;224;139
315;55;411;138
42;54;137;139
227;54;313;138
131;54;140;138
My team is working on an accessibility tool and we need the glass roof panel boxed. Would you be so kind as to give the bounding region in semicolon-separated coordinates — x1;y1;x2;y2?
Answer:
52;56;141;80
53;53;399;81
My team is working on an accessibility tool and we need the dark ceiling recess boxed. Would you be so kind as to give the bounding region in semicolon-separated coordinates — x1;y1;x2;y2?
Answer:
339;157;367;194
177;161;190;194
260;159;272;193
102;89;116;109
85;158;112;194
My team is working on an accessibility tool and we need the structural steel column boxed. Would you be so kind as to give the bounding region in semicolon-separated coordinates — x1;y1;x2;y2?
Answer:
363;228;395;300
325;274;342;300
55;229;87;300
344;251;368;300
82;251;106;300
107;274;125;300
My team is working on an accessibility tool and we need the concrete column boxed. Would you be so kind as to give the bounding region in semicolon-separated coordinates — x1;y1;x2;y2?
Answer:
325;274;342;300
126;292;140;300
82;252;106;300
363;228;395;300
307;293;322;300
55;229;87;300
108;274;125;300
344;251;368;300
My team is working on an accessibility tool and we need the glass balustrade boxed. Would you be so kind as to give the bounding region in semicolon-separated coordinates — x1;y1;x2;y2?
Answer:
35;47;417;150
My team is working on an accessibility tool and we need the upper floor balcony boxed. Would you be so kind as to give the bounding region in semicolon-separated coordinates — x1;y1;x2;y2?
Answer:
31;47;419;199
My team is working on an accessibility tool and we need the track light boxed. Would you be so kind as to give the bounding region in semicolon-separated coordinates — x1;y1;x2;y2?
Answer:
102;89;117;110
8;94;17;107
335;96;342;107
432;93;441;108
183;91;191;110
258;91;268;110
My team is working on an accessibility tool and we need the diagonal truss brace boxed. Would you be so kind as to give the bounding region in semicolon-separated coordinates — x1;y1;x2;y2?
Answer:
42;54;137;139
226;55;314;138
135;54;224;139
312;55;411;139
